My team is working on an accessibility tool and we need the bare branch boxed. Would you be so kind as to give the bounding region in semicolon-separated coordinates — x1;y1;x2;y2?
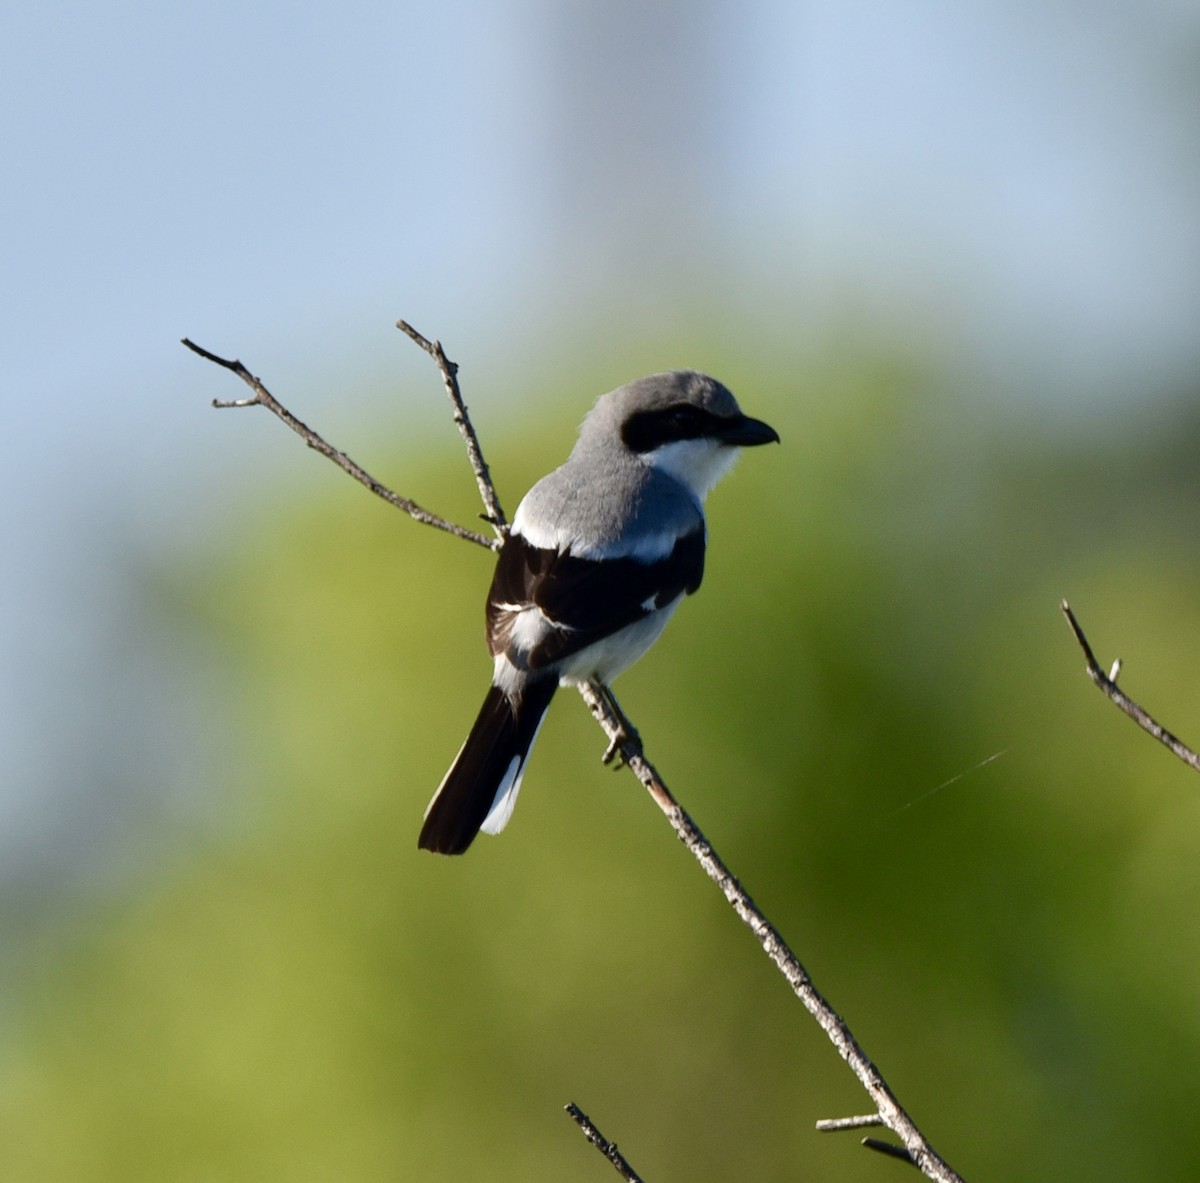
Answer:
1060;600;1200;773
565;1104;647;1183
578;682;966;1183
181;337;499;551
395;320;507;539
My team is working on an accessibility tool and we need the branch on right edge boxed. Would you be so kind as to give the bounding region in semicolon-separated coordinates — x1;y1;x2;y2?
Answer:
1060;600;1200;774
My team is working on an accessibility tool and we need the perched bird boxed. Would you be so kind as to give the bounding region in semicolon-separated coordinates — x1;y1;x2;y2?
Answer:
418;370;779;854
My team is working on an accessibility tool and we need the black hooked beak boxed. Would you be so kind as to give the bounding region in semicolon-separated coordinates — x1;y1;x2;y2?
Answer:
718;414;780;447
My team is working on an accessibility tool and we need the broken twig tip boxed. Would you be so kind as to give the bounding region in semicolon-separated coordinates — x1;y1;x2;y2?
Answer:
565;1103;646;1183
1061;597;1200;774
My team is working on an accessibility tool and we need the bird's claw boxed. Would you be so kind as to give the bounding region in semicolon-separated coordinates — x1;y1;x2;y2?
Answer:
601;721;641;768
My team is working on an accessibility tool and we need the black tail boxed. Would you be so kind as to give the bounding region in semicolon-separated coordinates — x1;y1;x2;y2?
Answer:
418;677;558;855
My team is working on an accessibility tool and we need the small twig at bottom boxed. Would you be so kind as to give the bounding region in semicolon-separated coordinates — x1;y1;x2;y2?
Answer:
566;1103;647;1183
1060;600;1200;774
578;681;965;1183
821;1113;920;1171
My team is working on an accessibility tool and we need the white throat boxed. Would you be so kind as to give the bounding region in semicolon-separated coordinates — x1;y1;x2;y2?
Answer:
641;437;740;501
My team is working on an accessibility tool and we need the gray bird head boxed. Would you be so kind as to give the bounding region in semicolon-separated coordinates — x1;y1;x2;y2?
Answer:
576;370;779;500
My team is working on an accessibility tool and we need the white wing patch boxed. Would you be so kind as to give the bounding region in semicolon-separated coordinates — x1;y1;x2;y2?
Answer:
506;606;570;654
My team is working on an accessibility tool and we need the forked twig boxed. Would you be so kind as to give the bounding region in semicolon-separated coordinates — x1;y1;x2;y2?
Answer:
565;1104;646;1182
818;1112;921;1162
180;337;498;551
1061;600;1200;773
186;325;964;1182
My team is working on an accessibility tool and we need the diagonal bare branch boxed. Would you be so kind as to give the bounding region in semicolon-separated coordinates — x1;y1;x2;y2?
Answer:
577;681;965;1183
181;337;499;551
1061;600;1200;774
578;681;964;1180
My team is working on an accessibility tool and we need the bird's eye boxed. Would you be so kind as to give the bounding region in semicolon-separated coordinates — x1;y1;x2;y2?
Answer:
667;406;701;433
621;404;709;452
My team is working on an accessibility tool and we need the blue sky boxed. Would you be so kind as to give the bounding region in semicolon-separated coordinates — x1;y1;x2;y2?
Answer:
3;0;1199;893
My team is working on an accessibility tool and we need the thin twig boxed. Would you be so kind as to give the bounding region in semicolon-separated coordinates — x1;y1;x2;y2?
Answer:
565;1104;647;1183
181;338;499;551
578;682;965;1183
395;320;507;538
816;1113;886;1132
1061;600;1200;773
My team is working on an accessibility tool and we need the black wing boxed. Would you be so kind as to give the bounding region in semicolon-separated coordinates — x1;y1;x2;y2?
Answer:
486;528;705;669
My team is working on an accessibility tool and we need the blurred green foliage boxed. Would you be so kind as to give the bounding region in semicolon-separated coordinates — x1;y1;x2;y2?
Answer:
3;335;1200;1181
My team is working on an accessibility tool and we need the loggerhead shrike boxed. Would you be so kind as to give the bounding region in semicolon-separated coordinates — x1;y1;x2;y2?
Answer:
418;370;779;854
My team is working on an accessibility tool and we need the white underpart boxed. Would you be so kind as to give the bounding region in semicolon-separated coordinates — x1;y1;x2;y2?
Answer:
479;701;549;835
557;597;682;685
643;437;739;500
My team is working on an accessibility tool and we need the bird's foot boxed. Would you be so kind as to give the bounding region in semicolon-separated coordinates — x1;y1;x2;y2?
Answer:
596;686;642;768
